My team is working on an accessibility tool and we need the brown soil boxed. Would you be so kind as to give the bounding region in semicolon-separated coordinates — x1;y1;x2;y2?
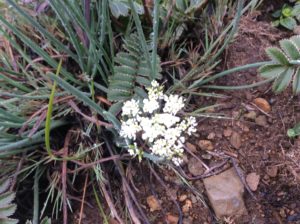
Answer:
71;14;300;224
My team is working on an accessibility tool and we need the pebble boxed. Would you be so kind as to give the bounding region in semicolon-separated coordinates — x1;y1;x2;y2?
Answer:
186;142;197;152
255;115;268;127
146;195;161;212
198;140;214;151
223;128;233;137
266;166;278;178
166;214;179;224
230;132;242;149
188;157;205;176
246;172;260;191
182;199;192;213
253;98;271;113
179;194;188;202
244;111;257;120
207;132;216;140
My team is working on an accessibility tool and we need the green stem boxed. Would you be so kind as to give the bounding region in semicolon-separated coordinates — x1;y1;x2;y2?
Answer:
45;59;63;158
203;78;274;90
189;61;268;89
151;0;159;79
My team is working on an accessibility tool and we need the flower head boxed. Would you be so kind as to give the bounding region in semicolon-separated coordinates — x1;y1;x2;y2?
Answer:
119;80;197;166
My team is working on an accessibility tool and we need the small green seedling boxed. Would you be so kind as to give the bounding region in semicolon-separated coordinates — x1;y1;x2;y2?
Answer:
287;122;300;138
272;2;300;30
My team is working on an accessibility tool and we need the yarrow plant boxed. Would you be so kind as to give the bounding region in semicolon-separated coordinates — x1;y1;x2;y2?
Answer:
120;81;197;165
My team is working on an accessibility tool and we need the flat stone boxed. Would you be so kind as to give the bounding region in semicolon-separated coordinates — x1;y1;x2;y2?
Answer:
255;115;268;127
203;168;247;218
230;132;242;149
188;157;205;176
253;98;271;113
266;166;278;178
146;195;161;212
246;172;260;191
198;140;214;151
186;142;197;152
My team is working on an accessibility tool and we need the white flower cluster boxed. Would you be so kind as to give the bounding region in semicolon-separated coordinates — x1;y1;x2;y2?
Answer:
120;81;197;166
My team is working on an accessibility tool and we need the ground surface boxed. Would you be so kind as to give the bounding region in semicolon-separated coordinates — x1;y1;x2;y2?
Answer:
72;11;300;224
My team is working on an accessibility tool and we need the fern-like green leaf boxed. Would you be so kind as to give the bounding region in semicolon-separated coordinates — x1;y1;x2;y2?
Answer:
279;39;300;60
107;33;161;102
266;47;289;65
259;35;300;94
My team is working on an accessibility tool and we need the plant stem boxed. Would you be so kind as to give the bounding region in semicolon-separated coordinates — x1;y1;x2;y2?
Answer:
189;61;268;89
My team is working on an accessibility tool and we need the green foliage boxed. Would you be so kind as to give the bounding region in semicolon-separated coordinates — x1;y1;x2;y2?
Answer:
258;35;300;93
0;178;18;224
107;33;162;102
287;122;300;138
272;2;300;30
109;0;144;18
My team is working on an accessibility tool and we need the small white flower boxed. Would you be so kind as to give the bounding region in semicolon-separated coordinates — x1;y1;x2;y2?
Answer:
153;113;180;128
122;99;140;117
163;94;185;114
143;98;160;114
119;80;198;165
120;118;141;140
172;157;183;166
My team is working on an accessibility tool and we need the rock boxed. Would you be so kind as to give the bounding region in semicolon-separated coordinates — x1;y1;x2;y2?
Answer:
188;157;205;176
255;115;268;127
203;168;247;218
198;140;214;151
253;98;271;113
294;25;300;35
223;128;233;137
165;213;179;224
146;195;161;212
182;199;192;213
246;172;260;191
230;132;242;149
244;111;257;120
186;142;197;152
266;166;278;177
179;194;187;202
207;132;216;140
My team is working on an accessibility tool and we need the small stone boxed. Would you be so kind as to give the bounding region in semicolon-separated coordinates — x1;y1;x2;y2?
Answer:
255;115;268;127
186;142;197;152
207;132;216;140
182;199;192;213
244;111;257;120
179;194;188;202
188;157;205;176
198;140;214;151
230;132;242;149
146;195;161;212
246;172;260;191
202;154;212;160
166;214;179;224
266;166;278;178
279;208;286;218
203;168;247;218
223;128;233;137
253;98;271;113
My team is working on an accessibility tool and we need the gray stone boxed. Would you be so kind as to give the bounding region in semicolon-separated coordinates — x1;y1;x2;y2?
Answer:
188;157;205;176
203;168;247;218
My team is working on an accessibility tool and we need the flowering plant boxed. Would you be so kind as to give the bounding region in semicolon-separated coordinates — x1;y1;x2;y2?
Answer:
120;81;197;165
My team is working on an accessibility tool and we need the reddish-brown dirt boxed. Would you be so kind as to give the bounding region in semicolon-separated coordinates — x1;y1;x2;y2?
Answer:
71;13;300;224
